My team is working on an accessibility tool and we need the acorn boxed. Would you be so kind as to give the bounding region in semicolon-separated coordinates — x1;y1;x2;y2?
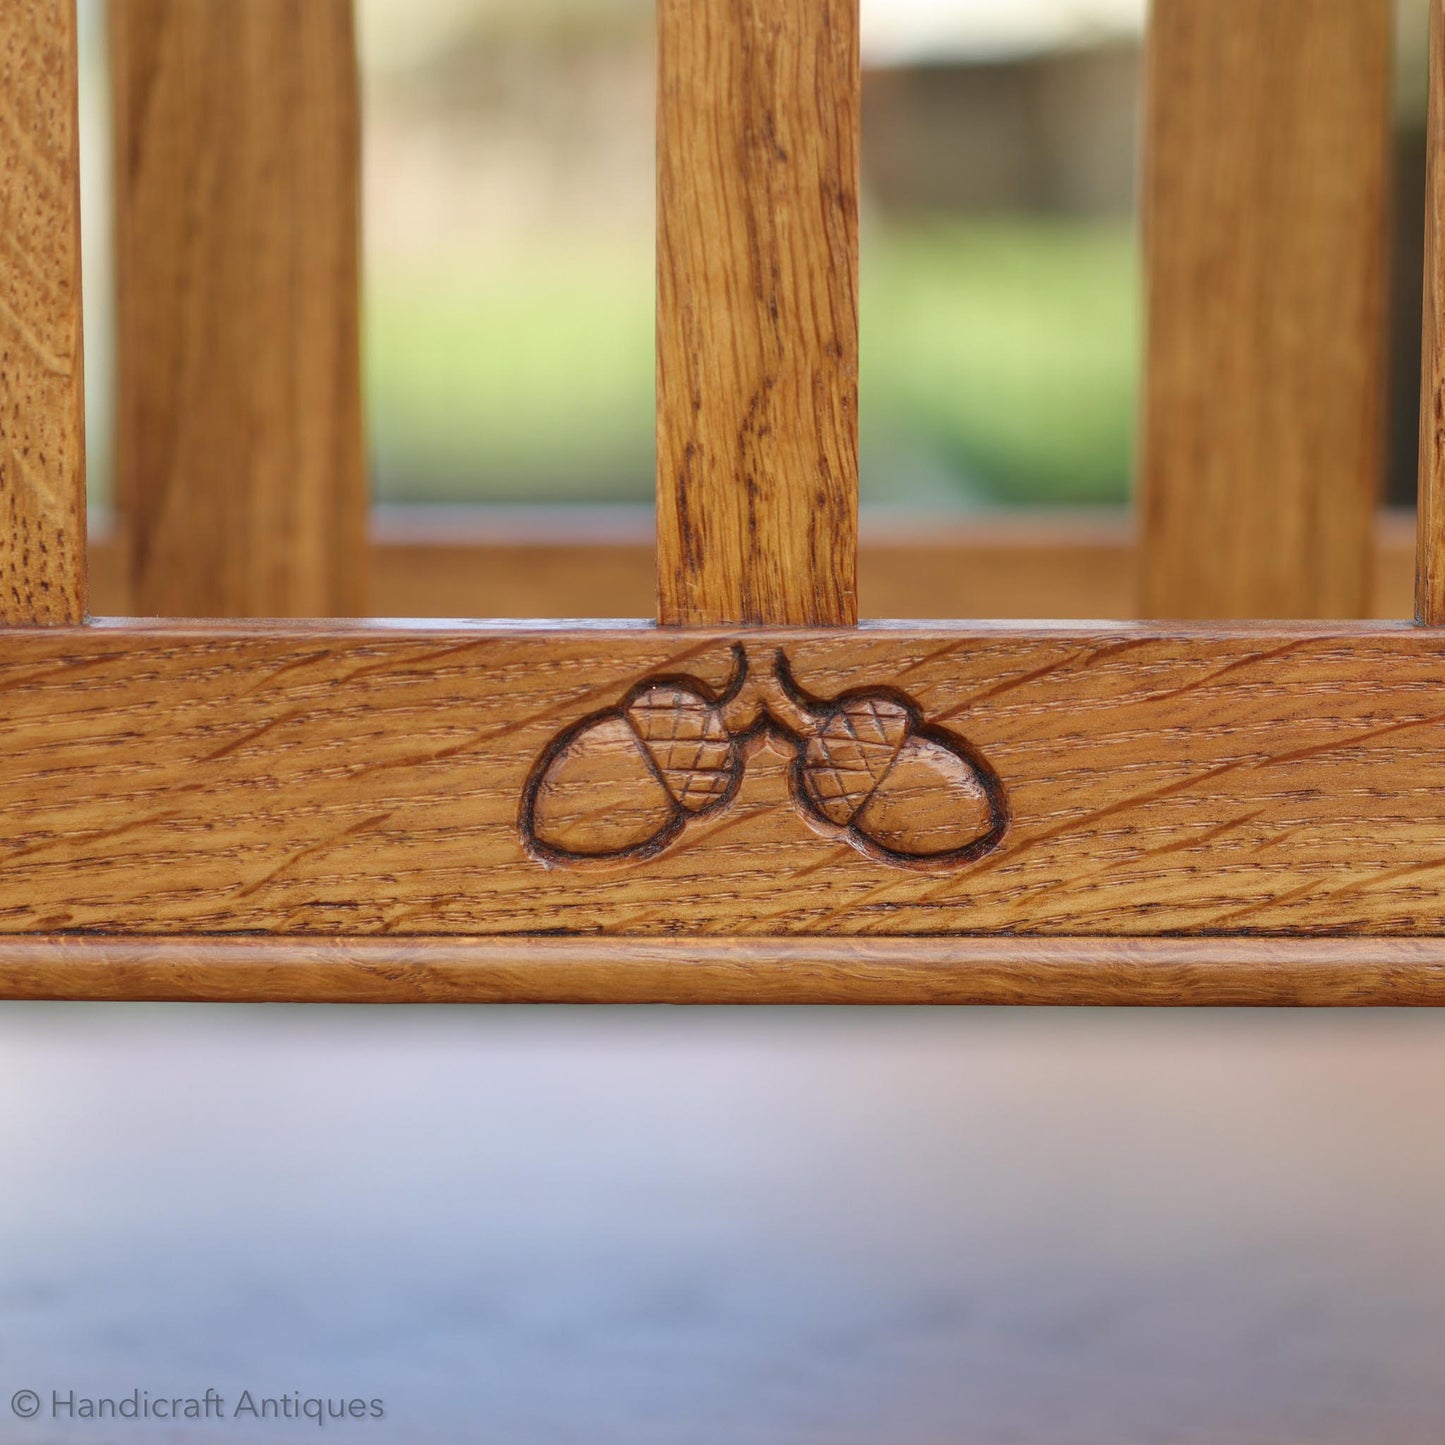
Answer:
847;729;1003;860
521;651;748;863
773;657;1008;865
525;713;684;861
523;647;1009;869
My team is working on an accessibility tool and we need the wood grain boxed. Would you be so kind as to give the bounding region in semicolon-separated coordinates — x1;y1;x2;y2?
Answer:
1139;0;1391;619
0;0;86;626
0;935;1440;1005
656;0;859;627
111;0;366;618
1421;0;1445;622
4;622;1445;937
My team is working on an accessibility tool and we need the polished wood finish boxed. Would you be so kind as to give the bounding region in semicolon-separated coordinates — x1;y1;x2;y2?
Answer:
1420;0;1445;622
111;0;366;618
1139;0;1391;619
0;4;1433;1009
83;512;1419;623
2;621;1445;938
0;0;86;625
1;936;1440;1005
656;0;859;627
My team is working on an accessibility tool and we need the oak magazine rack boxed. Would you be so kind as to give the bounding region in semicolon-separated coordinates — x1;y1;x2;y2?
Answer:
1;0;1444;1005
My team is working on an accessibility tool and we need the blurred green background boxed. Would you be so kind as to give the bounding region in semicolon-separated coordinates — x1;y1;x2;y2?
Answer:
357;0;1144;510
365;222;1138;508
76;0;1433;513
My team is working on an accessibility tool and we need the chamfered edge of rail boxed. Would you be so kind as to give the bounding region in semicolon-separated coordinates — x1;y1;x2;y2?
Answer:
0;937;1441;1006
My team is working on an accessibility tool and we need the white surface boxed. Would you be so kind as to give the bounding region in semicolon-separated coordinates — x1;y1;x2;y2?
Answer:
862;0;1145;64
353;0;1149;75
0;1007;1442;1443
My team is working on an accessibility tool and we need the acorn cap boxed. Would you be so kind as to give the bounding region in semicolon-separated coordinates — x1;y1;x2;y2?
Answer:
626;685;737;814
799;696;911;826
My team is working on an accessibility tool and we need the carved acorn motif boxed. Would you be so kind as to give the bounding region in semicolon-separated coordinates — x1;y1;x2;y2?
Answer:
777;661;1007;865
522;655;747;863
521;646;1009;869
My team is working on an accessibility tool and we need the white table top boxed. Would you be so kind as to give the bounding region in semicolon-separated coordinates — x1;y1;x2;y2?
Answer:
0;1005;1440;1444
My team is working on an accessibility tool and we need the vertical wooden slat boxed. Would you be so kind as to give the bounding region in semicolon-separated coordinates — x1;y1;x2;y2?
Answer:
0;0;87;625
1419;0;1445;623
656;0;859;628
111;0;366;619
1139;0;1391;620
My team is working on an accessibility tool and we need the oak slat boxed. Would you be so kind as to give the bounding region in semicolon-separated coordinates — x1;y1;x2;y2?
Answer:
1420;0;1445;622
0;0;87;625
3;622;1445;936
1139;0;1391;619
111;0;366;618
656;0;859;626
0;936;1441;1007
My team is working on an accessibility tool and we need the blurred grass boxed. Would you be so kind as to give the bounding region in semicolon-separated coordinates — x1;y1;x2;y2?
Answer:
366;219;1139;508
366;242;656;505
863;220;1139;507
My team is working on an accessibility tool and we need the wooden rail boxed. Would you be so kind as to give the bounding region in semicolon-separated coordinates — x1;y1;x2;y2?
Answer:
1;936;1440;1006
78;510;1428;621
0;622;1442;943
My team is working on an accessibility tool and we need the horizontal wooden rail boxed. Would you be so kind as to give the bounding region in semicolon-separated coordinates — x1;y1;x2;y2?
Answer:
2;622;1445;944
82;511;1424;621
0;936;1440;1006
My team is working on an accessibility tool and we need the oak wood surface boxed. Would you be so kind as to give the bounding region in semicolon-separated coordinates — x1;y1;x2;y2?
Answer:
1420;0;1445;622
4;621;1445;938
0;0;86;625
1;936;1440;1005
1139;0;1391;620
111;0;366;618
83;511;1422;621
656;0;859;627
